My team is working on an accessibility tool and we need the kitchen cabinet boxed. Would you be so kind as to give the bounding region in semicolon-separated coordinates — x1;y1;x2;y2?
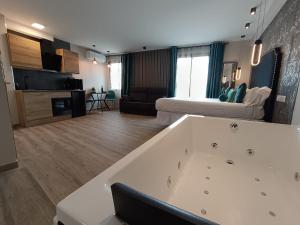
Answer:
56;48;79;74
7;32;43;70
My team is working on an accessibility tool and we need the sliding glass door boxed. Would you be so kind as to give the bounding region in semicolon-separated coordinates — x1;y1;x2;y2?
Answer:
175;47;210;99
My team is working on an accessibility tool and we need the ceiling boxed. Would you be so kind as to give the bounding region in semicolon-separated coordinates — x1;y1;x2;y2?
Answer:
0;0;287;54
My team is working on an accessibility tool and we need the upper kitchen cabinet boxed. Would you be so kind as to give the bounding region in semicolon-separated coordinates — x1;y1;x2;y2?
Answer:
56;49;79;74
7;32;43;70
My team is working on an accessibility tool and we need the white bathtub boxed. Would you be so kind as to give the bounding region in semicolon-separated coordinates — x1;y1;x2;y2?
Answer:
54;115;300;225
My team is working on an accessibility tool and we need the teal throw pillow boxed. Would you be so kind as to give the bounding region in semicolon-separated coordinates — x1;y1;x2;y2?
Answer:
219;94;227;102
234;83;247;103
227;89;236;102
224;87;231;96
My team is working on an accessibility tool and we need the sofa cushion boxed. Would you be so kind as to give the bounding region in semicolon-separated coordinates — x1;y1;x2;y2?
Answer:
147;88;167;103
129;88;148;102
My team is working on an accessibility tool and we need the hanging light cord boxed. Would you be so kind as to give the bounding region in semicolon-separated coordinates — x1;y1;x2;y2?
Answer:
260;0;267;37
238;39;242;64
255;0;262;41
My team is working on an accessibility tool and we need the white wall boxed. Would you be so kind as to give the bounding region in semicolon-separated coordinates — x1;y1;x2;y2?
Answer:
223;40;252;87
0;15;17;168
71;45;108;93
0;15;19;125
0;72;17;168
292;86;300;125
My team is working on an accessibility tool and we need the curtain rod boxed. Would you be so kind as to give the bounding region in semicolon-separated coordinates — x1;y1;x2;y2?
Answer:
107;41;229;56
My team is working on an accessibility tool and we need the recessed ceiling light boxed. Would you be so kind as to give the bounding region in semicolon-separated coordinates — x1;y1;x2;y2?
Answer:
245;23;251;29
250;7;257;15
31;23;45;30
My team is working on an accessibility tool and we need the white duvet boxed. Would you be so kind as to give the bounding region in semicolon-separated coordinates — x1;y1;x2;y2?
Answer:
156;97;265;121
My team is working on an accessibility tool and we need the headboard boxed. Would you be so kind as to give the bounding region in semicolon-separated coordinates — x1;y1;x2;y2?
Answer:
250;47;282;122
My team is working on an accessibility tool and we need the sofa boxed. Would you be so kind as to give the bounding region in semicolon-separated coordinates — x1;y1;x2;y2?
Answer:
119;87;167;116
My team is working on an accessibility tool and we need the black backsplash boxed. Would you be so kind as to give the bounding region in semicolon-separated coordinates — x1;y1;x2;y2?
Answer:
14;68;72;90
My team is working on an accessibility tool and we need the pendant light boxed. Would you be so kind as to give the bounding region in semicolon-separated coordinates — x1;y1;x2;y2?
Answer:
251;0;266;66
236;40;243;81
236;67;242;81
92;57;98;65
251;39;263;66
92;45;98;65
222;76;227;84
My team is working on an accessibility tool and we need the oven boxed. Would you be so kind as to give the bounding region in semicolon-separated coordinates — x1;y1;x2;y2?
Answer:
51;97;72;117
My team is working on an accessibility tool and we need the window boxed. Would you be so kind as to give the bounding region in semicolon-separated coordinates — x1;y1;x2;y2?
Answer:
175;47;210;99
110;63;122;90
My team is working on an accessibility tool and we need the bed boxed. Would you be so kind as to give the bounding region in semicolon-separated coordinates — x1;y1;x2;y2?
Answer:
156;98;264;125
156;48;282;125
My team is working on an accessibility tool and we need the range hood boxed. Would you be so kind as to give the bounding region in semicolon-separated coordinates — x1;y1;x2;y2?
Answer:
40;39;62;71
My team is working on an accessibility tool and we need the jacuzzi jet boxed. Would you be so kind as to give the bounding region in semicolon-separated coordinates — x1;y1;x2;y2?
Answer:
201;209;207;215
226;160;234;165
230;122;238;130
205;176;210;180
269;211;276;217
204;190;209;195
295;172;300;182
207;166;212;169
211;143;218;149
185;148;189;155
167;176;172;188
255;177;261;182
177;161;181;169
261;192;267;196
246;149;255;156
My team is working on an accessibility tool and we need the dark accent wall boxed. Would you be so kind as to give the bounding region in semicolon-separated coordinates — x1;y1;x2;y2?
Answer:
131;49;170;89
261;0;300;124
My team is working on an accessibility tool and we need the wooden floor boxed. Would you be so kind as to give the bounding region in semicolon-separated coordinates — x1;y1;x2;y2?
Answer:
0;111;165;225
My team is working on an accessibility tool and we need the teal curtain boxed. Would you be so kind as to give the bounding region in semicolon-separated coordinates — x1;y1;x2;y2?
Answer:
206;42;225;98
168;46;177;97
121;54;132;96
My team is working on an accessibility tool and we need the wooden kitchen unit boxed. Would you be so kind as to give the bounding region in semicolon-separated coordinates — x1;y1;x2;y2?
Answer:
7;32;43;70
16;90;72;127
56;49;80;74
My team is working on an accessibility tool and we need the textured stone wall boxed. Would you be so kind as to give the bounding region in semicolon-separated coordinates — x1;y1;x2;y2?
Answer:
261;0;300;124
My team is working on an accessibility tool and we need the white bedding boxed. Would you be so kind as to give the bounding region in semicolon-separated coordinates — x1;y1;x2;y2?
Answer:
156;97;265;125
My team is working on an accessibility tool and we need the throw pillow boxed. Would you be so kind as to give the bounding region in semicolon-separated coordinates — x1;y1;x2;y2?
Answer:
219;94;227;102
224;87;231;96
244;87;272;106
234;83;247;103
227;89;236;102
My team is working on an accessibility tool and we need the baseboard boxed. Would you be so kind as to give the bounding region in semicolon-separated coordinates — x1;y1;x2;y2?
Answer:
0;161;18;172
